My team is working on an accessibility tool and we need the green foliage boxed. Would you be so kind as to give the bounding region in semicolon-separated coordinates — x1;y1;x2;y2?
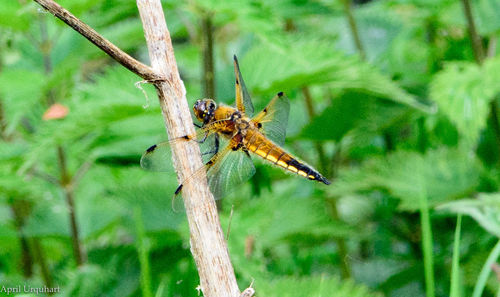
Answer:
1;0;500;297
332;148;481;211
430;56;500;145
256;275;382;297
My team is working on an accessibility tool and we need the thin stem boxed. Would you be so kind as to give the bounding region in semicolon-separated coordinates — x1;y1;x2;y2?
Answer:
472;240;500;297
10;201;34;277
301;87;328;175
420;191;435;297
0;98;8;140
32;238;54;294
201;15;215;100
450;214;462;297
460;0;485;64
302;87;351;278
33;0;161;81
57;146;85;266
341;0;366;60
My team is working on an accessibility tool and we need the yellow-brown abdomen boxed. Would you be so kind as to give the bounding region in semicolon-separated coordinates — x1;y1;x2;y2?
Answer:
243;129;330;184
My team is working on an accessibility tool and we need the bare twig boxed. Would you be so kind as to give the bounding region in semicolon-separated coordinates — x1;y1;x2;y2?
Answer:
33;0;162;81
136;1;240;297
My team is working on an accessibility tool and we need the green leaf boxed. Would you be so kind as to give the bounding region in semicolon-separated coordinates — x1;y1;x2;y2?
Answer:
236;36;432;112
332;148;481;211
0;2;31;31
301;91;412;142
430;56;500;145
438;193;500;238
255;275;382;297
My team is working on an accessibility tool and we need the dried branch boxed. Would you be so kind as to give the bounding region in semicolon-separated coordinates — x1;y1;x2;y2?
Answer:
136;2;240;296
33;0;162;81
34;0;242;295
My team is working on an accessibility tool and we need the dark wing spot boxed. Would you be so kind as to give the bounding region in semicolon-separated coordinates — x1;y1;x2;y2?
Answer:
263;108;267;113
146;144;157;153
233;55;238;62
183;135;191;140
257;123;262;128
207;160;214;165
174;184;183;195
236;78;239;85
278;91;284;97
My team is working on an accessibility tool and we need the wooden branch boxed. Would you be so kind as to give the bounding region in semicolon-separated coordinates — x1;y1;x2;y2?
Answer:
136;1;240;297
34;0;242;295
33;0;162;81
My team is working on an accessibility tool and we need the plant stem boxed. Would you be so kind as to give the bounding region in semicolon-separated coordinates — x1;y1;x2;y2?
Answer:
200;14;222;210
10;201;34;277
460;0;485;65
341;0;366;60
301;87;328;175
472;240;500;297
32;238;54;293
450;214;462;297
57;146;85;266
420;191;435;297
302;87;351;279
201;15;215;100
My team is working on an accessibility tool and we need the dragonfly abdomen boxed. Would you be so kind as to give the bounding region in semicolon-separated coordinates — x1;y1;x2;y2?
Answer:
244;131;330;185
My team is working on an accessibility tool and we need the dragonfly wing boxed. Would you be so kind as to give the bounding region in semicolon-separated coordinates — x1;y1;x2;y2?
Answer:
233;55;254;117
252;92;290;146
140;141;173;172
206;136;256;199
140;129;217;172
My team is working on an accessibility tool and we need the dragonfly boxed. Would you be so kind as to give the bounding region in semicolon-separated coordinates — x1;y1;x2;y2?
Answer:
141;56;330;199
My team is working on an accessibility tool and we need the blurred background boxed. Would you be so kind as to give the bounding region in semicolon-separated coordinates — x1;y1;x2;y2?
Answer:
1;0;500;296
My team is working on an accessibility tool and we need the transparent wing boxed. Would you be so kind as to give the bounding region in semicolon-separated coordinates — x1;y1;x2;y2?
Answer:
206;137;256;199
251;92;290;146
140;129;217;172
233;55;254;117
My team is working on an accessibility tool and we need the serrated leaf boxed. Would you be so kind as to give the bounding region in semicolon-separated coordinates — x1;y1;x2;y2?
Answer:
331;148;481;211
430;56;500;145
234;36;432;112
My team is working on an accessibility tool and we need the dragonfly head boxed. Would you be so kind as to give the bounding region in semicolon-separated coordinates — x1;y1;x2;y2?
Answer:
193;99;217;124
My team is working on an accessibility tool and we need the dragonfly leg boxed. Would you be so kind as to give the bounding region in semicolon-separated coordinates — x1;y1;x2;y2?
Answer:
201;134;220;157
174;148;220;196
